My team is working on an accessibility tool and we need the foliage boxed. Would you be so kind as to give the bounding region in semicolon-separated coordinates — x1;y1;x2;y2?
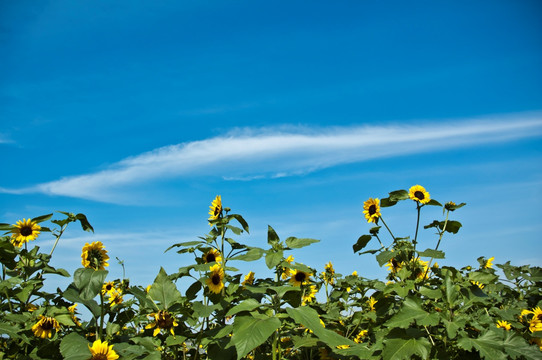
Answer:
1;190;541;359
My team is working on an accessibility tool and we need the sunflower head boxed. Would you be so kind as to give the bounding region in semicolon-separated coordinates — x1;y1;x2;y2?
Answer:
409;185;430;204
11;218;41;248
31;315;60;339
322;261;335;285
108;288;124;308
88;339;119;360
386;258;403;274
203;248;222;264
302;285;318;305
102;281;116;295
206;264;225;294
242;271;255;286
208;195;223;222
496;320;511;331
484;257;495;269
362;198;381;223
354;330;369;343
81;241;110;270
366;297;377;312
145;310;179;337
289;269;311;286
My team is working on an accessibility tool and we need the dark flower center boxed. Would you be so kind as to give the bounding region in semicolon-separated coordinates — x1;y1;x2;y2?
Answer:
414;191;425;200
391;259;399;269
206;253;216;262
212;274;221;285
214;206;221;216
41;319;55;330
91;355;108;360
20;226;33;236
157;312;174;329
88;249;103;269
368;205;377;216
295;272;306;282
537;314;542;321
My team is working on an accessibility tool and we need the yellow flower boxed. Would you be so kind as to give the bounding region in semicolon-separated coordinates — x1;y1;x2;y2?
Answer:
11;218;41;248
146;285;152;293
81;241;109;270
354;330;368;343
386;258;403;274
471;281;485;289
323;261;335;285
336;345;350;349
242;271;255;286
102;281;116;295
484;257;495;269
522;307;542;333
108;288;123;308
203;248;222;264
206;264;225;294
531;337;542;351
363;198;381;223
68;303;82;327
352;270;358;276
31;315;60;339
145;310;178;337
26;303;38;312
302;285;318;305
281;255;294;280
412;257;430;280
367;297;377;312
409;185;430;204
88;339;119;360
208;195;222;222
496;320;511;331
290;269;311;286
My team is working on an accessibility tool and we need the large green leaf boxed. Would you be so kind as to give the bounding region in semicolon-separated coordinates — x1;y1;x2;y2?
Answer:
265;249;283;269
285;237;319;249
59;333;91;360
148;267;183;309
225;299;262;317
384;297;440;328
418;248;445;259
229;315;281;359
73;268;108;301
503;332;542;359
353;235;372;253
267;225;280;245
229;247;264;261
457;331;506;360
382;337;431;360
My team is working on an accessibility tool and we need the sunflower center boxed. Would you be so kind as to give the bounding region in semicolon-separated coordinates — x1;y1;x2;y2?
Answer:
211;274;221;285
414;191;425;200
106;284;113;291
206;253;216;262
157;313;174;329
214;206;221;216
295;272;306;282
20;226;33;236
91;355;108;360
537;314;542;321
41;319;55;330
368;205;377;216
88;249;103;269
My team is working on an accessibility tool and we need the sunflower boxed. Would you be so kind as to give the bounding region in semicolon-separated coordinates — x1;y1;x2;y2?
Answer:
102;281;116;295
206;264;225;294
31;315;60;339
108;288;123;308
496;320;511;331
208;195;223;222
289;269;311;286
354;330;368;343
281;255;295;280
471;281;485;289
362;198;381;223
242;271;255;286
11;218;41;248
484;257;495;269
68;303;82;327
145;310;179;337
408;185;430;204
302;285;318;305
385;258;403;273
412;257;430;280
203;248;222;264
367;297;377;312
88;339;119;360
322;261;335;285
81;241;110;270
522;307;542;333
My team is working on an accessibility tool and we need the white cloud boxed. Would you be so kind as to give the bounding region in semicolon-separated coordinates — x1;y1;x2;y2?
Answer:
3;112;542;203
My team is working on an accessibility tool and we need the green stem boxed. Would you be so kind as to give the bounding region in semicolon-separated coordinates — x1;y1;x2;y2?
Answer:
413;203;421;253
49;224;67;257
99;292;105;341
422;209;449;281
379;217;396;242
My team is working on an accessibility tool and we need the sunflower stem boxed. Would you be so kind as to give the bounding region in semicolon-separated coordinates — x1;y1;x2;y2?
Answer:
49;223;67;257
422;208;449;281
413;203;421;253
379;217;396;243
98;292;104;341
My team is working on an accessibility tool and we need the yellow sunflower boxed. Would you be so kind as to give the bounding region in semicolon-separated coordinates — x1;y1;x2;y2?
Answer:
496;320;511;331
522;307;542;333
68;304;82;327
289;269;311;286
362;198;381;223
81;241;110;270
31;315;60;339
354;329;368;343
367;297;377;312
302;285;318;305
203;248;222;264
108;288;123;308
408;185;430;204
206;264;225;294
386;257;403;274
11;218;41;248
412;257;430;280
242;271;255;286
102;281;116;295
484;257;495;269
322;261;335;285
471;281;485;289
88;339;119;360
281;255;295;280
145;310;179;337
208;195;223;222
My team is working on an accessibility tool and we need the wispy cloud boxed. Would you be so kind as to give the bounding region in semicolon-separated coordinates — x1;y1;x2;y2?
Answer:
3;112;542;203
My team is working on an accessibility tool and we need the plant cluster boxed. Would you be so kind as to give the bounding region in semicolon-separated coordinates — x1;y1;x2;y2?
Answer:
0;187;541;359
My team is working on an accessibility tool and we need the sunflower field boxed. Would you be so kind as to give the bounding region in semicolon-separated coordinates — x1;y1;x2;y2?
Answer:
1;186;541;359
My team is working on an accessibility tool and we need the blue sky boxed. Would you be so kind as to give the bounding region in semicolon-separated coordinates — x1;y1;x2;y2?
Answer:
1;1;542;293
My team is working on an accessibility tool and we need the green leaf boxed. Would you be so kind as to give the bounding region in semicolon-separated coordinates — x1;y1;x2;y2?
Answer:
384;297;440;328
267;225;280;245
32;213;54;223
225;299;262;317
380;197;398;207
442;220;462;234
285;237;320;249
63;284;102;317
353;235;372;253
376;250;395;267
230;315;281;359
468;271;498;284
382;337;431;360
457;331;506;360
265;249;283;269
148;267;183;309
426;199;442;206
75;213;94;232
73;268;108;301
229;214;250;233
230;247;264;261
503;332;542;360
192;301;222;318
444;271;458;307
60;333;91;360
418;248;445;259
389;190;409;201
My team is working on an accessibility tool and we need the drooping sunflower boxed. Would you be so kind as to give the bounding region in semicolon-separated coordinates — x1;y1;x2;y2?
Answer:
11;218;41;248
88;339;119;360
145;310;179;337
322;261;335;285
408;185;430;204
496;320;511;331
206;264;225;294
81;241;110;270
362;198;381;223
289;269;311;286
31;315;60;339
208;195;223;222
203;248;222;264
242;271;255;286
412;257;430;280
281;255;295;280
